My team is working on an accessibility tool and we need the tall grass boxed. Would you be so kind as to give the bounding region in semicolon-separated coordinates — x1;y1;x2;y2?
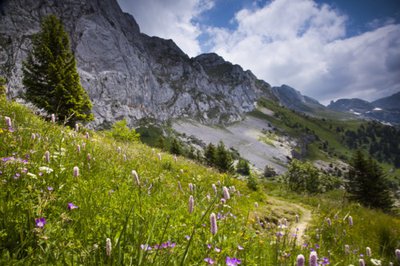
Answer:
0;98;399;265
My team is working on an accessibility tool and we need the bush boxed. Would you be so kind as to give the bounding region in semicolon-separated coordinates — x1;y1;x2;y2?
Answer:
108;119;140;142
236;159;250;176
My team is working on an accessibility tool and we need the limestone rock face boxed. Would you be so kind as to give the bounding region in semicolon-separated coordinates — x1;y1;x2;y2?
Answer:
0;0;274;128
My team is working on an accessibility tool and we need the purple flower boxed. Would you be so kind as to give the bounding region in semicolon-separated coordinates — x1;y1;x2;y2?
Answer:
359;258;365;266
204;258;215;265
348;216;353;226
321;257;330;265
67;202;78;210
296;254;305;266
140;244;152;251
222;186;230;200
185;235;190;240
396;249;400;261
226;257;241;266
309;251;318;266
210;213;218;235
207;244;212;249
35;217;46;228
73;166;79;177
237;245;244;250
189;195;194;214
47;186;54;191
215;247;221;253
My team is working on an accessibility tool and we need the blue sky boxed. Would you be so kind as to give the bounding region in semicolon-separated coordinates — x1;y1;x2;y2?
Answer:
117;0;400;104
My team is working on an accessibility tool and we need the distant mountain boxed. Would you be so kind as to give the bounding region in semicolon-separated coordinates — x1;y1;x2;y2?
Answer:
0;0;275;128
271;85;348;119
372;92;400;111
327;92;400;124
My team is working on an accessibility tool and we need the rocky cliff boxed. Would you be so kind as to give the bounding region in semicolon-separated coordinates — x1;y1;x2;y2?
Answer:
0;0;274;128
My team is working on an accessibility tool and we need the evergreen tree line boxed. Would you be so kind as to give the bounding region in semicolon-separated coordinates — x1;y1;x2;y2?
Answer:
341;121;400;168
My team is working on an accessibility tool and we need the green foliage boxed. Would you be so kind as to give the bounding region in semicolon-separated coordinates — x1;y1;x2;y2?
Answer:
22;15;93;126
169;138;182;155
0;99;398;265
204;143;216;166
246;175;258;191
107;119;140;142
346;150;394;213
0;76;6;97
263;165;277;178
236;159;250;176
215;141;234;173
285;159;340;194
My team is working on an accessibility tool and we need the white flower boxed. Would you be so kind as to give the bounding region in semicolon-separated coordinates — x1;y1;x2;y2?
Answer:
39;166;53;173
370;259;381;265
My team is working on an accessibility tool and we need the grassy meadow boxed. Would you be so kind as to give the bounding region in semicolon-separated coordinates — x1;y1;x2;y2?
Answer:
1;98;399;265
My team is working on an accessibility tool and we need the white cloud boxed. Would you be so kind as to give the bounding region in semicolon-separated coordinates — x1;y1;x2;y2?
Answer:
206;0;400;104
117;0;214;57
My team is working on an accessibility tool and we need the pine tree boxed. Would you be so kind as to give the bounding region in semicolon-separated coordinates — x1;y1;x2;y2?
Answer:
236;159;250;175
215;141;233;172
170;138;182;155
346;150;393;212
22;15;93;126
204;143;216;166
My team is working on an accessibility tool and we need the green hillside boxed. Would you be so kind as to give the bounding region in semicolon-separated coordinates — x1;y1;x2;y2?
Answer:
1;98;399;265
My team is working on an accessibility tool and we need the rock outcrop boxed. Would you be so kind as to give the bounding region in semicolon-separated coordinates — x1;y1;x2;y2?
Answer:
0;0;274;128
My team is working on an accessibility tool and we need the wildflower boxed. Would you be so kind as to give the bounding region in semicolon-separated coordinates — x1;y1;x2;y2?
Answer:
178;181;183;191
106;238;112;257
75;123;79;132
230;186;236;193
174;155;177;162
67;202;78;210
207;244;212;249
326;218;332;226
206;194;211;201
123;154;127;161
359;258;365;266
215;247;221;252
210;213;217;235
35;217;46;228
237;245;244;250
140;244;152;251
295;214;299;223
366;247;371;257
189;195;194;214
222;186;230;200
226;256;241;265
370;259;381;265
85;132;90;139
345;245;350;255
157;153;162;161
117;146;121;153
93;244;99;250
396;249;400;261
189;183;193;192
4;116;12;128
44;151;50;163
296;254;305;266
321;257;329;265
51;114;55;123
47;186;53;191
204;258;215;265
77;144;81;153
73;166;79;177
185;235;190;240
348;216;353;226
254;202;258;208
87;153;91;161
220;198;226;204
309;251;318;266
31;133;36;140
212;184;217;194
132;170;140;185
39;166;53;174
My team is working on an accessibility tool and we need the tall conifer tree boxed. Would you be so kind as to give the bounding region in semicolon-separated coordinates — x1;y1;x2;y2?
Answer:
23;15;93;125
346;150;393;212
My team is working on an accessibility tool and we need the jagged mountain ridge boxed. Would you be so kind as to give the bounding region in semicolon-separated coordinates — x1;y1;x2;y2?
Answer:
328;92;400;124
0;0;274;128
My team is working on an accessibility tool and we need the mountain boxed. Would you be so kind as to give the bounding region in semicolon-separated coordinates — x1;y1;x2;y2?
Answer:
328;92;400;124
372;91;400;111
0;0;274;128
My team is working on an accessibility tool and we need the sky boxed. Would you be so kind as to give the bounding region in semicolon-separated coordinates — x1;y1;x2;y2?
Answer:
117;0;400;104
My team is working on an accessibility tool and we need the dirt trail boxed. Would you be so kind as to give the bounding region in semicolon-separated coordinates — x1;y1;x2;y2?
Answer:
266;197;312;244
291;204;312;243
